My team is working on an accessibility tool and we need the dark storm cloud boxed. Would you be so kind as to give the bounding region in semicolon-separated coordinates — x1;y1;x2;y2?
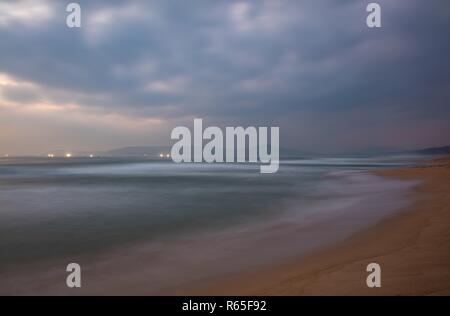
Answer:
1;0;449;152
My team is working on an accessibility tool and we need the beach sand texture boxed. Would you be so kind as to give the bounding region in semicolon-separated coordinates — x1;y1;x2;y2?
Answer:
198;157;450;295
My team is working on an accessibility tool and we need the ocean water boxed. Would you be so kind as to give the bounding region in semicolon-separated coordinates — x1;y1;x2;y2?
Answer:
0;156;421;293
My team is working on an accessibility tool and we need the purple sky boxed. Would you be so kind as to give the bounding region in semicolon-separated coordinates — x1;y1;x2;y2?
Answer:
0;0;449;155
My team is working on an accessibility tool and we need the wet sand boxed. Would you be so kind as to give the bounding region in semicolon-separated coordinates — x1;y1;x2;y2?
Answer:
2;157;449;295
198;157;450;295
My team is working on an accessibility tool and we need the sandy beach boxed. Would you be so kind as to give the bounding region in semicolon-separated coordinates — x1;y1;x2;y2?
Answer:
197;157;450;295
1;156;449;295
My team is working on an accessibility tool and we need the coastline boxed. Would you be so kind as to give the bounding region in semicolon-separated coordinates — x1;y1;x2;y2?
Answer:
1;156;448;295
194;157;450;295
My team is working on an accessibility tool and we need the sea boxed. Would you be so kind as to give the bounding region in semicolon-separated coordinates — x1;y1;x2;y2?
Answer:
0;155;424;294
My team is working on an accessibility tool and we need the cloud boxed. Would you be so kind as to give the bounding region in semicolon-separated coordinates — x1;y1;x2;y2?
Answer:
0;0;54;27
0;0;449;154
83;3;155;45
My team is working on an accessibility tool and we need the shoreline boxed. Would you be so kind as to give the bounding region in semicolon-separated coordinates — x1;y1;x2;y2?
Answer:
193;157;450;295
2;168;413;295
1;157;448;295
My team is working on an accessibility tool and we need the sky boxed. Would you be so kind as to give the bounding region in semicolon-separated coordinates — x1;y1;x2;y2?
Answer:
0;0;449;155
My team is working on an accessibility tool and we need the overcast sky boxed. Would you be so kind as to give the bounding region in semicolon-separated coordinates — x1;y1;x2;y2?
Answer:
0;0;449;155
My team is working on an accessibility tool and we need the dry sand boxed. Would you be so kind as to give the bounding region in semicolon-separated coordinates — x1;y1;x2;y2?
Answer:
198;157;450;295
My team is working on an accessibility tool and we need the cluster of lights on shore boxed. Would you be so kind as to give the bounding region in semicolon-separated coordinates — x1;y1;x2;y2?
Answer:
42;153;171;158
46;153;94;158
2;153;171;159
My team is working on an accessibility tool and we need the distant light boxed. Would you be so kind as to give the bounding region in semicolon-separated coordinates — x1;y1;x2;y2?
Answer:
159;153;164;158
89;154;94;158
47;153;55;158
166;154;170;158
65;153;72;158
